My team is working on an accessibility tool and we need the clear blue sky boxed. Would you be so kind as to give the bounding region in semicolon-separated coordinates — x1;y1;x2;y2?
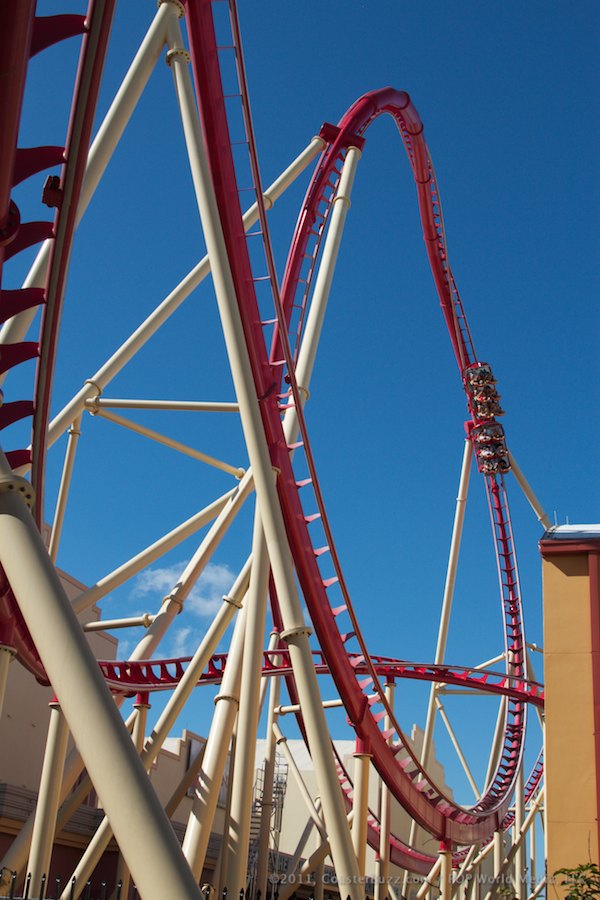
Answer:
6;1;599;804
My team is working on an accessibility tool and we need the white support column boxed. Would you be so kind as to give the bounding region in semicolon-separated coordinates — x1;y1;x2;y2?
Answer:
256;632;283;900
416;858;442;899
514;766;525;898
56;564;250;897
214;722;237;897
223;509;272;895
277;809;354;900
493;831;504;891
0;454;201;898
375;680;395;900
48;415;82;561
283;798;324;889
0;644;14;718
407;439;472;877
27;701;70;893
168;18;363;894
183;606;247;877
273;727;327;838
351;739;371;877
314;858;325;900
440;842;453;900
506;453;551;530
114;693;150;900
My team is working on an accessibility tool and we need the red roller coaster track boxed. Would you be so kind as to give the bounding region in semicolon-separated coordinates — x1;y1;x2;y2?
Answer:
0;0;539;871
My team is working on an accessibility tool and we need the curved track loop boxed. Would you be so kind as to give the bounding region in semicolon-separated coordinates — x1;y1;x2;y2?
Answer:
96;651;544;707
0;0;534;860
185;0;528;846
0;0;115;684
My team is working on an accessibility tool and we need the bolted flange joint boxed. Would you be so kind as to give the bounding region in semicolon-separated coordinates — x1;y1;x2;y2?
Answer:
280;624;312;643
0;473;35;509
166;47;190;67
157;0;185;16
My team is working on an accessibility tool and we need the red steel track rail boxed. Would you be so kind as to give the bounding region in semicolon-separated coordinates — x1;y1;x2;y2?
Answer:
0;0;116;682
97;651;544;708
0;0;536;858
185;0;528;846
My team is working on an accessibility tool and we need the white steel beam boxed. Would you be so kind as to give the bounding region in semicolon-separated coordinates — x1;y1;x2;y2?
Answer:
72;483;243;614
26;702;70;892
48;414;83;562
56;561;250;896
407;438;472;874
352;740;371;875
82;614;155;632
0;645;15;719
374;681;395;900
169;17;364;891
507;453;551;530
0;452;201;898
255;632;283;900
89;397;239;412
223;510;272;894
24;135;324;468
86;404;245;478
0;1;175;359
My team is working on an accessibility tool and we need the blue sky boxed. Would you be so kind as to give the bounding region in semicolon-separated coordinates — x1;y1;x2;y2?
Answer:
5;1;598;806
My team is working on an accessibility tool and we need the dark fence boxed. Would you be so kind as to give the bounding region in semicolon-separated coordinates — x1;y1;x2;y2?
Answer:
0;871;377;900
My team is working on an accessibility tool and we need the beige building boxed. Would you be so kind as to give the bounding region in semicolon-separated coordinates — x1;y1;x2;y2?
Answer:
540;525;600;890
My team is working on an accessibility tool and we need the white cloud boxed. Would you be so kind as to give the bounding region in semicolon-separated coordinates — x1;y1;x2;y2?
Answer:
171;626;193;658
131;560;235;617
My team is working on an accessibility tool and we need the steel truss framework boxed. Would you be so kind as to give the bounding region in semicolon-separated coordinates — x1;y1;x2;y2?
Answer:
0;2;549;898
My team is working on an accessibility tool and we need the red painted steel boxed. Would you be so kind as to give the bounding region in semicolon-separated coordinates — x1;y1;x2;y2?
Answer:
185;0;527;846
0;0;116;683
96;650;544;707
0;0;538;864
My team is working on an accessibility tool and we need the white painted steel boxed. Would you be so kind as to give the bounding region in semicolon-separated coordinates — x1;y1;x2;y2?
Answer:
273;724;327;839
473;653;506;671
255;634;283;899
514;766;526;898
277;809;355;900
89;398;240;412
114;695;150;900
223;511;272;894
72;484;242;614
87;405;245;478
0;645;14;719
48;414;82;561
484;791;545;900
26;703;70;893
183;606;248;876
484;699;508;791
435;697;480;800
507;453;551;530
82;614;155;632
415;857;442;899
374;681;395;900
440;846;453;900
30;136;323;467
168;24;362;891
0;2;175;360
408;438;472;876
57;561;250;895
0;453;201;898
351;744;372;874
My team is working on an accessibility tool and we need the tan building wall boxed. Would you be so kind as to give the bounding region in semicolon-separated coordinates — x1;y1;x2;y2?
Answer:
541;527;600;891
